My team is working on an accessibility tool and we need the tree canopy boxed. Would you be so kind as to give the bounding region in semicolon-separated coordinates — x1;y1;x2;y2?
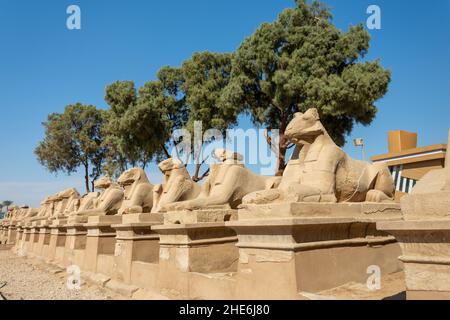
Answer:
35;0;391;188
221;0;391;175
178;51;238;181
35;103;106;192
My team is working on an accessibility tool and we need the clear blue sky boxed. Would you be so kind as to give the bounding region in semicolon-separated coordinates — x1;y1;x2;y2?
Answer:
0;0;449;207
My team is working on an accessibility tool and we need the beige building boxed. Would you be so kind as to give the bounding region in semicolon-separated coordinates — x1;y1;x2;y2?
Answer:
371;130;447;201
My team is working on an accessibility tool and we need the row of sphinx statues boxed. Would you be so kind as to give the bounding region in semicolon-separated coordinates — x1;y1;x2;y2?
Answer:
2;108;397;224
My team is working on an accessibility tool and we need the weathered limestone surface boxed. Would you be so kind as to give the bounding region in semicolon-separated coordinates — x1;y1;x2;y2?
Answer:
153;209;239;298
378;129;450;300
83;215;123;276
73;175;123;221
162;149;280;211
227;203;402;299
243;108;395;205
112;213;163;287
152;158;200;213
117;168;154;215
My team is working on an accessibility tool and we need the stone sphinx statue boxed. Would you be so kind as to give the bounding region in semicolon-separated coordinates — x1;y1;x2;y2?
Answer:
13;205;26;219
74;175;123;217
162;149;281;211
51;188;80;219
5;205;18;220
13;205;30;221
243;108;395;205
71;192;100;214
18;205;39;221
28;194;60;222
152;158;201;213
400;129;450;219
117;168;154;215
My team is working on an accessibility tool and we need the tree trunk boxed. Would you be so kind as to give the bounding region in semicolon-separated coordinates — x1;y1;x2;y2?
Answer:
84;161;90;194
275;114;288;177
161;144;170;158
192;163;202;182
275;132;288;176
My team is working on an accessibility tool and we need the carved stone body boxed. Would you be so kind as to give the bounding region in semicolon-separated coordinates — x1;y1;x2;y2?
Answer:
28;195;59;222
71;192;100;214
6;206;19;220
399;129;450;219
19;204;40;221
152;158;201;213
243;108;394;205
51;188;80;219
163;150;281;211
14;205;30;221
117;168;154;215
75;175;123;217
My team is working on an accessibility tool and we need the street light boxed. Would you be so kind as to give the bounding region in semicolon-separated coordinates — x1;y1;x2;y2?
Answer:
354;138;365;161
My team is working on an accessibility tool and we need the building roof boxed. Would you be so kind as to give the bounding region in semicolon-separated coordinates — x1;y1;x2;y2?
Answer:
371;144;447;166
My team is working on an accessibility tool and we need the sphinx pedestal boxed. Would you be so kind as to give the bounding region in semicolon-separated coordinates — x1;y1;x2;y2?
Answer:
63;222;87;268
34;220;53;259
47;219;68;265
377;220;450;300
0;224;8;244
21;222;36;255
27;222;44;257
14;225;24;251
226;202;403;299
6;223;17;245
152;209;239;297
111;213;163;288
83;215;122;276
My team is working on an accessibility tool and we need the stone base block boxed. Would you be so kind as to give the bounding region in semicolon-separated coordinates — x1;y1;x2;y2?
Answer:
35;226;52;258
6;225;17;245
82;215;122;274
67;215;89;224
164;209;237;224
46;222;67;263
238;202;401;220
153;209;239;297
378;219;450;300
227;203;403;299
112;213;163;284
63;223;87;267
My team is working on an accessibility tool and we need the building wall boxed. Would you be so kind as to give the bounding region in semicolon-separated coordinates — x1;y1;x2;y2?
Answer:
371;142;447;202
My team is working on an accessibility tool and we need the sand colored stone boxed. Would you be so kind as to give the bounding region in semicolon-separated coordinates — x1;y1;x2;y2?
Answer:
163;149;280;211
111;213;163;287
117;168;154;215
378;129;450;299
243;108;394;206
74;175;123;219
152;158;201;213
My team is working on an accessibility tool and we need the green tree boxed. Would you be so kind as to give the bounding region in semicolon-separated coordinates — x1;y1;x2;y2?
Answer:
221;0;391;175
104;78;183;175
103;81;143;174
35;103;106;193
1;201;13;219
164;51;237;181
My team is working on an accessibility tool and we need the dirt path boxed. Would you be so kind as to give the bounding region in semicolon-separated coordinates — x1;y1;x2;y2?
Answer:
0;247;123;300
300;271;406;300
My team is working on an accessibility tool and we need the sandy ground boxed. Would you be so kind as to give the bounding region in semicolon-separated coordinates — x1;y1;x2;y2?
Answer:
301;272;406;300
0;247;123;300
